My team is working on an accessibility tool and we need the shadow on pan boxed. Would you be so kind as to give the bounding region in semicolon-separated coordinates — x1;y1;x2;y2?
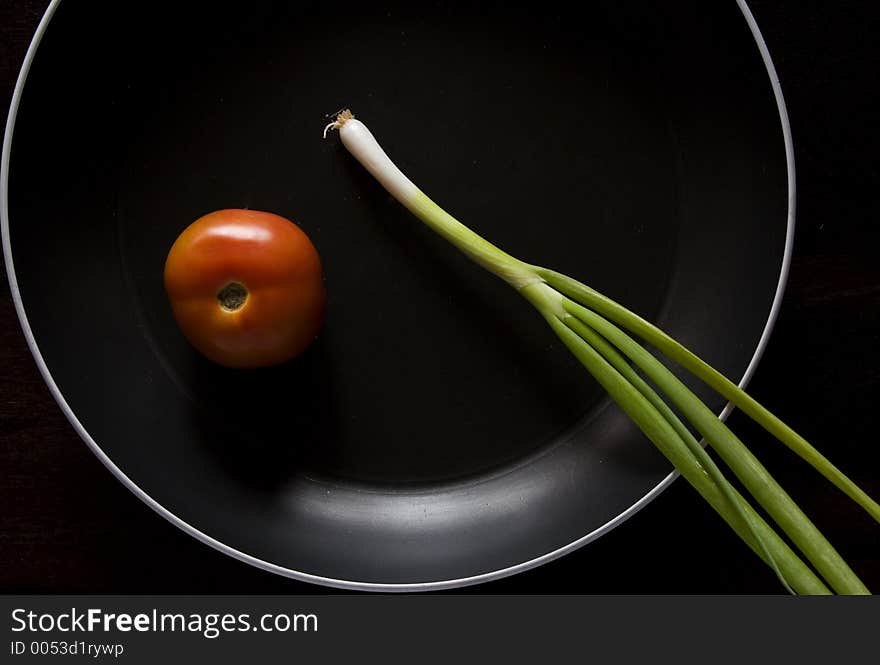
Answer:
4;0;788;587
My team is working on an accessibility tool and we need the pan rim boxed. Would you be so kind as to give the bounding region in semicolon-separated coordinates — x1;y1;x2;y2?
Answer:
1;0;795;592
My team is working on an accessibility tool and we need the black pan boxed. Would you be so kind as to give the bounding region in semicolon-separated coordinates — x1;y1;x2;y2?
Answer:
2;0;791;589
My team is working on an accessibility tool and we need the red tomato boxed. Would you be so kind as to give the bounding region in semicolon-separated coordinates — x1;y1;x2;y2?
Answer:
163;209;325;368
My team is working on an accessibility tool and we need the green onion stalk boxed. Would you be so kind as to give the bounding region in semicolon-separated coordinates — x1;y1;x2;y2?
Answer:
323;109;878;594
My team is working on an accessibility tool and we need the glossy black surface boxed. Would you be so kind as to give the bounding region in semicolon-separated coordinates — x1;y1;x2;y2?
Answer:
7;0;786;584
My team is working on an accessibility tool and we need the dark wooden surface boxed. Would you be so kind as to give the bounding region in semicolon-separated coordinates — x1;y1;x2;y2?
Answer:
1;0;878;593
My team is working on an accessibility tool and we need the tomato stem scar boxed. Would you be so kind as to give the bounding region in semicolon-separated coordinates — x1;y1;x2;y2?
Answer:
217;281;248;311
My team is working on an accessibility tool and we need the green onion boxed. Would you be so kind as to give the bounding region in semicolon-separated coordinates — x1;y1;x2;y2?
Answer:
324;110;876;594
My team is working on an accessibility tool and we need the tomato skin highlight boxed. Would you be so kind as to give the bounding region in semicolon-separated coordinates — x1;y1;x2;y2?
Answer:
163;209;325;368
